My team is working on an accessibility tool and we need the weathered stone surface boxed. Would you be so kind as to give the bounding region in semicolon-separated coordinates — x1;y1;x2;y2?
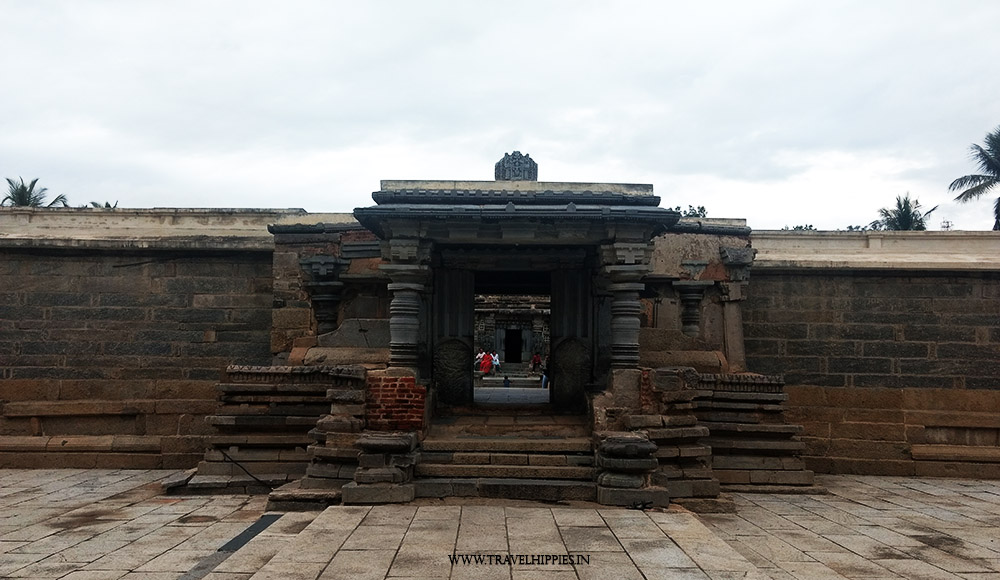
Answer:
303;347;390;365
666;478;721;498
316;416;363;433
356;432;417;453
645;426;710;441
598;434;657;458
327;389;365;404
596;455;659;472
354;466;407;484
596;485;669;507
597;472;645;488
341;482;415;504
478;479;596;502
317;318;390;348
661;415;698;427
624;415;663;429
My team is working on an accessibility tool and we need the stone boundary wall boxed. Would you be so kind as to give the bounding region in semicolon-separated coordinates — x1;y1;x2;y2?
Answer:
3;210;1000;478
0;208;340;468
746;231;1000;478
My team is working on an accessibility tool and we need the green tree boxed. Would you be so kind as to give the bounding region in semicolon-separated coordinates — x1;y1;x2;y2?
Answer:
949;125;1000;230
869;192;938;231
89;201;118;209
781;224;816;231
874;194;936;231
3;177;68;207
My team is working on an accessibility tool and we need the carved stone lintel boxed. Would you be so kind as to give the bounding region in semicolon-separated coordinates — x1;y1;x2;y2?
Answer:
495;151;538;181
672;281;713;338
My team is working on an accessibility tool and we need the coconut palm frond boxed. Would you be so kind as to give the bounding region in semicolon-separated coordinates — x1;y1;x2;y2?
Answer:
952;127;1000;229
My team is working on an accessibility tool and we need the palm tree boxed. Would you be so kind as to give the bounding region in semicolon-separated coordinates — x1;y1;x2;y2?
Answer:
3;177;68;207
874;194;936;231
949;126;1000;230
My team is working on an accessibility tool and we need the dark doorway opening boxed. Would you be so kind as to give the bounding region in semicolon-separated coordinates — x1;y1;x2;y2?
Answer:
504;329;523;363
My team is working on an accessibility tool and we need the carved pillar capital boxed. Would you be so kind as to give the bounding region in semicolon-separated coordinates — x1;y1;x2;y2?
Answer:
600;241;652;269
382;238;432;265
720;246;756;282
299;255;349;334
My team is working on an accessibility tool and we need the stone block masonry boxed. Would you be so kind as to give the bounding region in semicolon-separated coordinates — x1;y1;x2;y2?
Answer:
0;246;273;468
744;268;1000;478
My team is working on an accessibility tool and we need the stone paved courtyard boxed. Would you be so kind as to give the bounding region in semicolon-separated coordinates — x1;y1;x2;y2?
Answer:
0;469;998;579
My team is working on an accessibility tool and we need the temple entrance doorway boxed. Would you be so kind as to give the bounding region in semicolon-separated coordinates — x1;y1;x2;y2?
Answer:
431;247;595;415
472;270;550;406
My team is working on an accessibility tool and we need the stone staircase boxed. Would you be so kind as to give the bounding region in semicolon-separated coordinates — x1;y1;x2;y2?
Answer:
186;365;365;493
696;373;821;493
413;414;597;501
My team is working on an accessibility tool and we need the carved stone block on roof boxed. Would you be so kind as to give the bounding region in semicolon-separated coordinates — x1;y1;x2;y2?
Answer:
495;151;538;181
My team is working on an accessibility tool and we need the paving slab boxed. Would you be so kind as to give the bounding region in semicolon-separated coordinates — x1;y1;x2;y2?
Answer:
2;470;1000;578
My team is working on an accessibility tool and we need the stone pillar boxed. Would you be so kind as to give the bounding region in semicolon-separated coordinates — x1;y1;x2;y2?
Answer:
609;277;646;368
672;281;713;338
719;247;756;372
601;242;652;369
720;282;749;372
381;239;431;370
387;277;424;367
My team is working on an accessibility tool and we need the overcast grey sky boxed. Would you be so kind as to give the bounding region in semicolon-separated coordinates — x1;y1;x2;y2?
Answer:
2;1;999;230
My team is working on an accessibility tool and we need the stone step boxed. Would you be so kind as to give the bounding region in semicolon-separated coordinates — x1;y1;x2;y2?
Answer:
696;402;784;412
430;425;590;438
0;435;162;453
266;480;342;511
210;434;313;446
220;395;331;404
203;448;309;463
911;444;1000;463
206;415;319;428
704;422;803;436
416;463;594;480
421;437;592;453
429;416;590;438
705;438;806;453
712;455;807;471
196;459;308;477
216;404;330;416
217;383;334;394
716;469;815;486
419;451;593;466
414;478;597;501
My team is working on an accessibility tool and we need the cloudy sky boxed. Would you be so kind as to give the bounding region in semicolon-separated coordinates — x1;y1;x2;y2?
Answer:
2;1;999;230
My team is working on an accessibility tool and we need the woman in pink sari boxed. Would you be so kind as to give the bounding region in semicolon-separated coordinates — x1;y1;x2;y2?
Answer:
479;351;493;374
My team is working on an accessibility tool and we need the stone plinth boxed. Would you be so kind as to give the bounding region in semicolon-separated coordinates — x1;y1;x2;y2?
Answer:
695;373;820;493
191;365;364;492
